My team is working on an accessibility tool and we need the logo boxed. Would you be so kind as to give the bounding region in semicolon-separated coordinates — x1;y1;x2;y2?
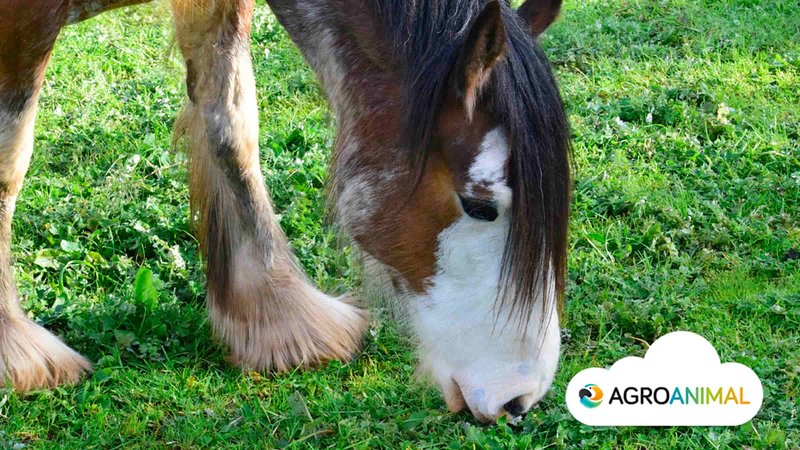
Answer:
579;384;603;408
566;331;763;426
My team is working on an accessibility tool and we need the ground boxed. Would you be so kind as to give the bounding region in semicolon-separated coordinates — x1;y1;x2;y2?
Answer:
1;0;798;448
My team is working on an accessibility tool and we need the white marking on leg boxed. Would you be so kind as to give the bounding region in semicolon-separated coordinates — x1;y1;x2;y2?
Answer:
0;103;36;188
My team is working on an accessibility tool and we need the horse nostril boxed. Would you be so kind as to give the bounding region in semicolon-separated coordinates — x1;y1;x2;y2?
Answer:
503;396;527;417
503;397;525;417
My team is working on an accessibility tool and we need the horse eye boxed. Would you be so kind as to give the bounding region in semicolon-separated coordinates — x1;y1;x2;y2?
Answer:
458;195;498;222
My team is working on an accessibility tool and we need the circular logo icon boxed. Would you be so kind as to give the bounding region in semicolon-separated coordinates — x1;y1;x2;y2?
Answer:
579;384;603;408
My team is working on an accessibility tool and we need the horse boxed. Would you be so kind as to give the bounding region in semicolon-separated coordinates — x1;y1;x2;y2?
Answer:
0;0;570;422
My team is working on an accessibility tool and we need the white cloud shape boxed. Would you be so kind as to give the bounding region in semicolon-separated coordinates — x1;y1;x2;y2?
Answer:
566;331;763;426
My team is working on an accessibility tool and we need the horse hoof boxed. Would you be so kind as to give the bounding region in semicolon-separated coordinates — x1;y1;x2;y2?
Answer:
0;315;92;391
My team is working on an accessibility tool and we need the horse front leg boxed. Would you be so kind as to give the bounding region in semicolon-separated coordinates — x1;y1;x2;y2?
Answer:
0;1;91;390
171;0;367;372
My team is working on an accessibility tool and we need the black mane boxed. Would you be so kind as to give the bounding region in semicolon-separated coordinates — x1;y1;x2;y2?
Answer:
373;0;572;325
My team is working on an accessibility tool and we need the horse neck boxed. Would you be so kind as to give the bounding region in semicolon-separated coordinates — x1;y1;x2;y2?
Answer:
266;0;398;124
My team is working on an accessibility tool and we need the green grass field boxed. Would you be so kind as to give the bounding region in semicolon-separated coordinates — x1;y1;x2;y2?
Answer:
2;0;799;448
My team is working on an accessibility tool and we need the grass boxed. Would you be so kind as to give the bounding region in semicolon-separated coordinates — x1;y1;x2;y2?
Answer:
1;0;799;448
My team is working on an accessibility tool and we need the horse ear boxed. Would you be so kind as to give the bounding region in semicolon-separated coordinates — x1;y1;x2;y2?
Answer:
452;0;506;117
517;0;562;36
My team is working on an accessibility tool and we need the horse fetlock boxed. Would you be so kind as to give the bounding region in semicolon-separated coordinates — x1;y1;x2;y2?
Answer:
207;247;368;372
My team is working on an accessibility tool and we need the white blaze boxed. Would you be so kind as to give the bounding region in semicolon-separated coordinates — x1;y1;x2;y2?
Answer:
465;128;512;208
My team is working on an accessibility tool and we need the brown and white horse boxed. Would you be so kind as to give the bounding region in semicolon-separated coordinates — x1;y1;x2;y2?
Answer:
0;0;570;422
